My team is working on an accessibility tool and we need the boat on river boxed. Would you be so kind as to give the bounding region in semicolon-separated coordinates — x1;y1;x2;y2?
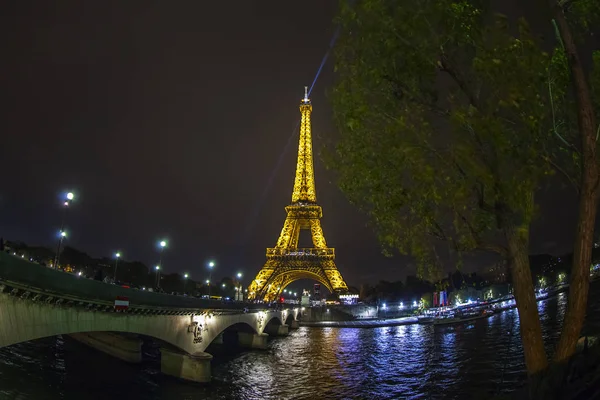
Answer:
417;316;434;324
429;308;494;326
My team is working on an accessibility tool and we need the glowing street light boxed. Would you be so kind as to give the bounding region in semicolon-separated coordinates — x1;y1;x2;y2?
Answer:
155;265;161;288
54;191;75;269
156;240;167;288
183;273;189;294
54;230;67;269
114;252;121;283
207;261;215;297
236;272;243;301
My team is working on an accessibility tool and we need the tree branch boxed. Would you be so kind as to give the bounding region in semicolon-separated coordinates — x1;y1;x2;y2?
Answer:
543;155;580;193
382;74;450;117
457;211;508;256
438;55;481;110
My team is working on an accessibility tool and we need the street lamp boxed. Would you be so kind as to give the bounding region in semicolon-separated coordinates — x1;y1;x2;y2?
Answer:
155;265;161;288
53;192;74;268
183;273;189;294
114;252;121;283
54;231;67;269
237;272;243;301
155;240;167;288
207;261;215;297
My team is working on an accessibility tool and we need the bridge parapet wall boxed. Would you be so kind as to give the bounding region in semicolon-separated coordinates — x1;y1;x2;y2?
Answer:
0;285;297;354
0;252;262;311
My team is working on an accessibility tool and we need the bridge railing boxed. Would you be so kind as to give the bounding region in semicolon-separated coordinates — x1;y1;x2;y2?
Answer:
0;252;287;312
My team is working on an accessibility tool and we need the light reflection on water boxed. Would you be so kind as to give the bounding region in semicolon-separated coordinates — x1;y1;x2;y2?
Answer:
2;284;600;400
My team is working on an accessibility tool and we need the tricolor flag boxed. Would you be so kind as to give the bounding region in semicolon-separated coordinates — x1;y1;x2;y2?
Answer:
114;296;129;311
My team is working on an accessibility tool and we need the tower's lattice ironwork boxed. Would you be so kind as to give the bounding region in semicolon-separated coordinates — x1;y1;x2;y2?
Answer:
247;88;349;302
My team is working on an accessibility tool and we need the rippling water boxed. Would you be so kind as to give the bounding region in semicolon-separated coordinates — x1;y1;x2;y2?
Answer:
2;284;600;400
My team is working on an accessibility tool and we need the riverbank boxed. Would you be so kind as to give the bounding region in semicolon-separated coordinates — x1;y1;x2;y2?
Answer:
301;285;570;329
300;316;418;328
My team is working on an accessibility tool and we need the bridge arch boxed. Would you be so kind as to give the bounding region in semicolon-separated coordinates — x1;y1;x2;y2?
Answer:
0;292;296;355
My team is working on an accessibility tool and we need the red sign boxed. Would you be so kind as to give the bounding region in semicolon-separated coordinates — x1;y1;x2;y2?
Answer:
114;296;129;311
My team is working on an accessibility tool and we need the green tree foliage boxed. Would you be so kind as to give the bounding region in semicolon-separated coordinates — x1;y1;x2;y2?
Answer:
328;0;565;374
330;0;554;276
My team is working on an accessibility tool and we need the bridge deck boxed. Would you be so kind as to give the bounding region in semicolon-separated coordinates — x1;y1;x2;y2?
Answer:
0;252;261;311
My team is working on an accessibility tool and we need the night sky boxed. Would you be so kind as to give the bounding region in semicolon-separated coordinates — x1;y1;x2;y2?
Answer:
0;1;583;288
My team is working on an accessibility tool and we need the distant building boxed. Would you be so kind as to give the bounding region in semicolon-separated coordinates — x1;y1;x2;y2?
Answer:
481;261;508;284
313;283;321;301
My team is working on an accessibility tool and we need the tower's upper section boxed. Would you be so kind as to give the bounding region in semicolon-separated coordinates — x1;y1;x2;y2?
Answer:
291;87;317;203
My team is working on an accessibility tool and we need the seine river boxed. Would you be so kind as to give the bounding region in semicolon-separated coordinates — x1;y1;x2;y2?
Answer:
2;283;600;400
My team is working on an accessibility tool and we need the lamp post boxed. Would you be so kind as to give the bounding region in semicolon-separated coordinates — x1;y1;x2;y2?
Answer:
237;272;243;301
114;252;121;283
207;261;215;297
53;192;74;268
154;240;166;289
158;239;167;268
54;231;67;268
183;273;189;294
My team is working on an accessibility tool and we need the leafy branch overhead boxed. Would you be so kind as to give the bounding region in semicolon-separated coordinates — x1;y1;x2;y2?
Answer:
329;0;564;279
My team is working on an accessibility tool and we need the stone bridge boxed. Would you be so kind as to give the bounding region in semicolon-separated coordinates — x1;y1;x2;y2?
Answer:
0;252;299;382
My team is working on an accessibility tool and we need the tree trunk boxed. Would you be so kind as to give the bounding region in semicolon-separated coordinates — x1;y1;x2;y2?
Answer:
552;5;600;363
505;222;549;374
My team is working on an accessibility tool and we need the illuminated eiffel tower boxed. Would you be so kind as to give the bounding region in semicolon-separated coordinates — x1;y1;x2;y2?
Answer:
247;88;349;302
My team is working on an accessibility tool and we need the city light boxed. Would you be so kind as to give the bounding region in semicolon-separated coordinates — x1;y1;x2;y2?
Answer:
207;261;215;297
114;252;122;282
184;273;188;279
155;265;160;270
160;240;167;248
237;272;242;279
66;192;74;200
60;231;67;237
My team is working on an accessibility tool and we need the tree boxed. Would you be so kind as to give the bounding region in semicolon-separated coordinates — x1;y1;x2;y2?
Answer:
329;0;562;374
544;0;600;363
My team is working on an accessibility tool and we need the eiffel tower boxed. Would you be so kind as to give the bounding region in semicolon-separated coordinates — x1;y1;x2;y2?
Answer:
247;88;349;302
